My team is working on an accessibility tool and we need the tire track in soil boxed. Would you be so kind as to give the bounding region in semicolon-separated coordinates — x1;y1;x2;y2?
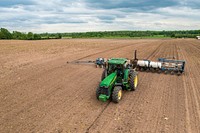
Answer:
130;42;167;131
136;41;171;132
177;40;200;132
173;42;183;132
178;51;192;133
154;40;196;133
183;41;200;116
85;102;110;133
86;41;164;133
154;41;179;132
177;43;193;132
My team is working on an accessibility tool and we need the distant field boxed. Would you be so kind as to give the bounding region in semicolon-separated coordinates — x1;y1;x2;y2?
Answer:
0;39;200;132
62;35;171;39
103;35;170;39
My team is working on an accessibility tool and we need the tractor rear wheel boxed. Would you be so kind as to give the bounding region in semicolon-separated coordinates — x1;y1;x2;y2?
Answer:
129;70;138;91
101;69;107;81
112;86;122;103
96;86;101;99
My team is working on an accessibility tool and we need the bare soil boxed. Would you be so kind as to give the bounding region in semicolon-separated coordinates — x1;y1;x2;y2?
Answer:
0;39;200;133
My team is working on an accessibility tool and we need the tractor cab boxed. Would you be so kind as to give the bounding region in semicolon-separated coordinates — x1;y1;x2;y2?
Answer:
106;58;128;82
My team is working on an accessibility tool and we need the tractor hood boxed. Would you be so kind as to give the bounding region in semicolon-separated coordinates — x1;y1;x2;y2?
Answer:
100;72;117;87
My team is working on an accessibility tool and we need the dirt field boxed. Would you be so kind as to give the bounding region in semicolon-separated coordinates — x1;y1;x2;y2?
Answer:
0;39;200;133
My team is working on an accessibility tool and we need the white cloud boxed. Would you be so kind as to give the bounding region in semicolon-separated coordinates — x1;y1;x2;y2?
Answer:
0;0;199;32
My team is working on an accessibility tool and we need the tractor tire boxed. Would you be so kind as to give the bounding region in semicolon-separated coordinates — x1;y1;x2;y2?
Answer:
136;67;140;71
150;68;154;72
158;70;162;74
96;86;101;99
177;71;181;76
101;69;107;81
164;70;168;74
129;70;138;91
112;86;122;103
171;71;174;75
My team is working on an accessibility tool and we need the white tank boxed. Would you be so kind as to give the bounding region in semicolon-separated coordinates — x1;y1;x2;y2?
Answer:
150;61;162;68
137;60;149;67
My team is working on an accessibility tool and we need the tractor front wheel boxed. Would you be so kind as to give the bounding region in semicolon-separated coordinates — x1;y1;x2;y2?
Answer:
112;86;122;103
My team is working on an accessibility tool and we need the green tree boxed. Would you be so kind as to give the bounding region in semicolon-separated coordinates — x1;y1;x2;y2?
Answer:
0;31;2;39
55;33;62;39
0;28;12;39
27;32;34;40
12;31;27;40
33;34;41;40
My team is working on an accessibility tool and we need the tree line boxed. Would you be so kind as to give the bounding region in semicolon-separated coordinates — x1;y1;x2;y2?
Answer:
0;27;200;40
62;30;200;38
0;28;62;40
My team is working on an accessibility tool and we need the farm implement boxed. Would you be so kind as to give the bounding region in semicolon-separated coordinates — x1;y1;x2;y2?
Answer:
132;50;185;75
67;58;106;68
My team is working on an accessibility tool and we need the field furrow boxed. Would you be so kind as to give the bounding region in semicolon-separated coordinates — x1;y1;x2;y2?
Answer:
0;39;199;133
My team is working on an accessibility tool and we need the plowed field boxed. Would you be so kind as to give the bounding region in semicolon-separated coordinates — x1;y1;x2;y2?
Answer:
0;39;200;133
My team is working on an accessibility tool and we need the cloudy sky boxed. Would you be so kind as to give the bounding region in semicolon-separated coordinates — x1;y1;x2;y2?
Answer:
0;0;200;33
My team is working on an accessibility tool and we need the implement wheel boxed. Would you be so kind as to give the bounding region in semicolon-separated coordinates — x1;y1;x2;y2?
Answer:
171;71;174;75
112;86;122;103
177;71;181;76
164;70;168;74
129;70;138;91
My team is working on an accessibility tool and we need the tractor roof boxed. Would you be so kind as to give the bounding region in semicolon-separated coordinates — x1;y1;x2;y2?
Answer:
108;58;127;65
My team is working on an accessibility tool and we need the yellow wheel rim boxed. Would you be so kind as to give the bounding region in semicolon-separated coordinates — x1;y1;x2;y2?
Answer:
118;90;122;100
134;75;138;88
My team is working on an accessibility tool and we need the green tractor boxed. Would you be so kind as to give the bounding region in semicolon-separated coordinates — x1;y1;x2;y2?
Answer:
96;58;138;103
